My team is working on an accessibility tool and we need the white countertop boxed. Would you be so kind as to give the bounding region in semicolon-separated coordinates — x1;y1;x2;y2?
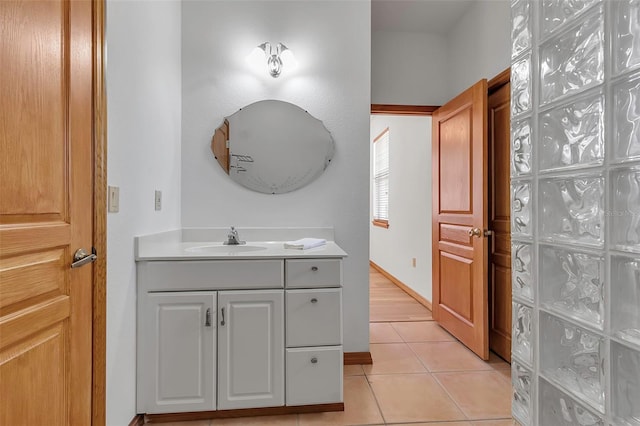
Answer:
135;228;348;261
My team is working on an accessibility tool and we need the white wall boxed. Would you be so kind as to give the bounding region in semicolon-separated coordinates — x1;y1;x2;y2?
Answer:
371;1;511;106
371;31;449;105
106;1;182;424
447;0;511;97
370;115;432;302
181;2;371;352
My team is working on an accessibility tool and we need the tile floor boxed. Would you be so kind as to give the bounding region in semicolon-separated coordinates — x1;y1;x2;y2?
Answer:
156;269;515;426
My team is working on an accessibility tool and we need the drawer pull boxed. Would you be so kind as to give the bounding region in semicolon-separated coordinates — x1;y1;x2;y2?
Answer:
310;357;318;364
205;308;212;327
311;266;318;272
310;298;318;303
221;307;226;326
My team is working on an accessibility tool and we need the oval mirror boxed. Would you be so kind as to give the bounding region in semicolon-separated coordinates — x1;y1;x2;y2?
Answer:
211;100;335;194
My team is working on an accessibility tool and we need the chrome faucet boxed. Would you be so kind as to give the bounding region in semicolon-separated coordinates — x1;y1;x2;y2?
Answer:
224;226;245;245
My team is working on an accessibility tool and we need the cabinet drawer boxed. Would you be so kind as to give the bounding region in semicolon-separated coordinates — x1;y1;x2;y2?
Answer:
286;289;342;347
139;260;284;291
286;346;343;406
285;259;342;288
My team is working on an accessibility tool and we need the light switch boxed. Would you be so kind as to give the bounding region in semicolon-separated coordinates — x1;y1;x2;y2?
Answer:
108;186;119;213
155;190;162;211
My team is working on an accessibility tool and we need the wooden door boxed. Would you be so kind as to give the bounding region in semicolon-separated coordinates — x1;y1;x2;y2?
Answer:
432;80;489;360
139;292;216;414
217;290;284;410
0;1;95;424
488;81;512;362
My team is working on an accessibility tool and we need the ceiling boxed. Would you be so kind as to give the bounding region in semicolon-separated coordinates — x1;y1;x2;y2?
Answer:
372;0;476;35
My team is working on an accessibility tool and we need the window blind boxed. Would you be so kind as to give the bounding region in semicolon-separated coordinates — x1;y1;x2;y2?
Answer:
373;129;389;222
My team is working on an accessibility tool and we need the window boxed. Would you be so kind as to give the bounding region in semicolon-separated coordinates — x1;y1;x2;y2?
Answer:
372;128;390;228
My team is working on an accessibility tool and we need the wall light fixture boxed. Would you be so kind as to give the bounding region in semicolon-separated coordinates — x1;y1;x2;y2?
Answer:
249;42;297;78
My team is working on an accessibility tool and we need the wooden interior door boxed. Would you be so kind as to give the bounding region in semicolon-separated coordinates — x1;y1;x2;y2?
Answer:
432;79;489;360
488;80;512;362
0;1;94;424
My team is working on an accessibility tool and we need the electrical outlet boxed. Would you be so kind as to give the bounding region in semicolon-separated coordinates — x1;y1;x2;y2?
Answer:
108;186;119;213
155;190;162;211
412;258;416;268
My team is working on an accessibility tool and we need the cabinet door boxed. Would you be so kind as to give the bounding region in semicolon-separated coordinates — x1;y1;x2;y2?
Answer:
139;292;216;414
218;290;284;409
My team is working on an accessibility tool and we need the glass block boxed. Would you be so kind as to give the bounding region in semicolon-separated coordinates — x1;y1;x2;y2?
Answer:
613;73;640;162
513;241;534;301
611;254;640;347
540;9;604;105
512;180;532;236
540;312;605;411
611;167;640;253
539;175;604;246
613;0;640;75
512;118;532;175
540;245;604;328
512;54;532;116
513;302;533;365
539;378;605;426
513;361;533;425
512;0;531;59
541;0;601;36
612;342;640;425
539;92;604;171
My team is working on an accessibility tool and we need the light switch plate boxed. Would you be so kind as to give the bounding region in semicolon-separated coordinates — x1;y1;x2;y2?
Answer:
154;190;162;211
108;186;119;213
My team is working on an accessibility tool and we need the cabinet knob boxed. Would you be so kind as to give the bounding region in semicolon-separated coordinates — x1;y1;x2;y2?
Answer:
311;266;318;272
310;357;318;364
311;298;318;303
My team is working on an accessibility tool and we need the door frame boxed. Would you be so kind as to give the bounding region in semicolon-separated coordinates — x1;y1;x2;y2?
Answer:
92;0;107;424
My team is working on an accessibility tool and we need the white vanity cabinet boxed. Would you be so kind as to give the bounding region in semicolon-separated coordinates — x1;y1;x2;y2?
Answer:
136;254;344;417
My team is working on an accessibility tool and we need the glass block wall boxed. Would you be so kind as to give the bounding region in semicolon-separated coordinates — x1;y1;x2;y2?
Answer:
510;0;640;425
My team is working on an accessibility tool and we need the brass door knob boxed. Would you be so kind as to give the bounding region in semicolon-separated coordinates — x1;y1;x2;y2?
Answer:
468;227;482;238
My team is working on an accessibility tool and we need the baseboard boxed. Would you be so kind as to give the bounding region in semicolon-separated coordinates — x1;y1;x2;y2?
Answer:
143;403;344;423
370;260;433;311
128;414;144;426
344;351;373;365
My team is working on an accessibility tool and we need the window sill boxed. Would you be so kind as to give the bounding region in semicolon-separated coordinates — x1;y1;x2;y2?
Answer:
372;219;389;229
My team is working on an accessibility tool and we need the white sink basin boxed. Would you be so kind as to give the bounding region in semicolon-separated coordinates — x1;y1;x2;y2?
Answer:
185;244;268;253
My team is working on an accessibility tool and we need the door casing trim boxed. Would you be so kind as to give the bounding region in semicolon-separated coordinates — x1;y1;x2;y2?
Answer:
92;0;107;424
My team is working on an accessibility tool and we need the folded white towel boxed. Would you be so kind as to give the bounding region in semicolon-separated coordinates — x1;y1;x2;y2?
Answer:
284;238;327;250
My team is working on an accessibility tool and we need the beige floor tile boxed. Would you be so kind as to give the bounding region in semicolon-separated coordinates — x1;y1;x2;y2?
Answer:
434;371;513;420
391;321;456;342
161;422;210;426
488;352;511;369
368;373;466;423
391;423;471;426
363;343;427;375
495;367;512;382
409;341;495;372
471;419;518;425
370;322;403;343
343;364;364;376
210;415;296;425
298;375;383;426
